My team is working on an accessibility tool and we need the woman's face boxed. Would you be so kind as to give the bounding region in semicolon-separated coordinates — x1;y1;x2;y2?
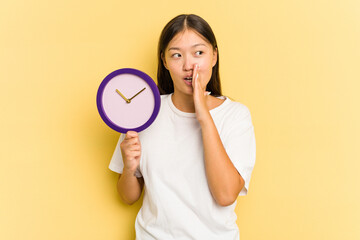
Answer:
162;29;217;97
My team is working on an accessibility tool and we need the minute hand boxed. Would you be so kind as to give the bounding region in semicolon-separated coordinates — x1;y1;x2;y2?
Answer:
128;87;146;101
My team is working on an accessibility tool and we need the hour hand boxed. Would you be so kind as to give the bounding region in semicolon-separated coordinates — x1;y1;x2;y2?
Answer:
116;89;130;103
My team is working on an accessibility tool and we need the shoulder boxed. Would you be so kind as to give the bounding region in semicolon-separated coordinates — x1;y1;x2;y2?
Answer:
211;96;254;137
217;96;252;121
160;94;171;101
159;94;171;112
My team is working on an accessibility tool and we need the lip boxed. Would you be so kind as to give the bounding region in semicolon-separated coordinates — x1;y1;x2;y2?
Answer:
184;78;192;86
182;73;192;86
184;74;193;79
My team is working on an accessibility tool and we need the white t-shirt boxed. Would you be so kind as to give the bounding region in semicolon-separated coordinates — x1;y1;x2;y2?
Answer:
109;94;256;240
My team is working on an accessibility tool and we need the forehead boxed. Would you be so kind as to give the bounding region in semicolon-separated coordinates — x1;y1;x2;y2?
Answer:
167;29;211;48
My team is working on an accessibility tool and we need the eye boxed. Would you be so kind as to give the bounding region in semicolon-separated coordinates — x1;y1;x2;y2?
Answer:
172;53;181;58
195;51;204;56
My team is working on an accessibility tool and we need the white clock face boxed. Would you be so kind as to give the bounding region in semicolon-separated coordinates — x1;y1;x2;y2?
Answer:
102;74;155;129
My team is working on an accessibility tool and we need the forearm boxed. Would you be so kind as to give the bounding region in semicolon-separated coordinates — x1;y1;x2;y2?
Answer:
200;113;244;206
117;169;143;205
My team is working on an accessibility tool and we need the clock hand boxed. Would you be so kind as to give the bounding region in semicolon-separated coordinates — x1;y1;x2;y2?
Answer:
116;89;130;103
128;87;146;101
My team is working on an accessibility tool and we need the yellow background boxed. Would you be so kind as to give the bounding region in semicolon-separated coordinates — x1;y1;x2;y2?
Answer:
1;0;359;239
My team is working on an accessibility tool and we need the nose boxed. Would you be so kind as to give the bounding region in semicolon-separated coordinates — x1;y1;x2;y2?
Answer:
183;55;195;72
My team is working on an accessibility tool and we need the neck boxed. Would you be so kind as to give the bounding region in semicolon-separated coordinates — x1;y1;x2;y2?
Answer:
171;92;196;113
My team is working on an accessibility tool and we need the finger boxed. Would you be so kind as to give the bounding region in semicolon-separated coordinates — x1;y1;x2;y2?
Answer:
124;137;139;146
194;65;204;92
125;131;138;139
130;145;141;153
128;150;141;160
192;64;199;89
129;144;141;151
130;135;141;145
192;64;199;80
124;146;140;154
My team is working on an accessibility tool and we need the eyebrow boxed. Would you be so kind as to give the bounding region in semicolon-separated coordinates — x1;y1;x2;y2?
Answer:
168;43;206;51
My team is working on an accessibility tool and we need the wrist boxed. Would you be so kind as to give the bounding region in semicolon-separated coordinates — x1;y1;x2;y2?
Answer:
197;111;213;127
123;166;138;176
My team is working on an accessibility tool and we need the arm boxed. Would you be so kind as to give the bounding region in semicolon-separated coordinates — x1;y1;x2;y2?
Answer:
199;114;245;206
117;131;144;205
192;65;244;206
117;172;144;205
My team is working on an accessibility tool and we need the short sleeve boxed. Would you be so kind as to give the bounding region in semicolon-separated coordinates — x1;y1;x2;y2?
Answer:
223;106;256;196
108;134;143;178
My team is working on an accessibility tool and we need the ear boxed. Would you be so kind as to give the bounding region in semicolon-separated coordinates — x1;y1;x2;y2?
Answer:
161;52;168;70
212;47;218;67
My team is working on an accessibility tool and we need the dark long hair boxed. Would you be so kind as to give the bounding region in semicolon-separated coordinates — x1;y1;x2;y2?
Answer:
157;14;222;96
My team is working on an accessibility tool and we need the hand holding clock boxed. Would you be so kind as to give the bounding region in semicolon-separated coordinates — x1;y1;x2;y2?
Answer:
117;131;144;205
97;68;159;204
120;131;141;173
114;87;146;173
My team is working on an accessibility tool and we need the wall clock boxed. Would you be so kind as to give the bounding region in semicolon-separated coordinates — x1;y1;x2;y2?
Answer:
97;68;161;133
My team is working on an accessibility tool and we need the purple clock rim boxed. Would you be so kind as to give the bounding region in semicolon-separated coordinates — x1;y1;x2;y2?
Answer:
96;68;161;133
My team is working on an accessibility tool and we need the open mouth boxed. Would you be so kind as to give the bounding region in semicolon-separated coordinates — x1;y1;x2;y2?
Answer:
184;77;193;82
